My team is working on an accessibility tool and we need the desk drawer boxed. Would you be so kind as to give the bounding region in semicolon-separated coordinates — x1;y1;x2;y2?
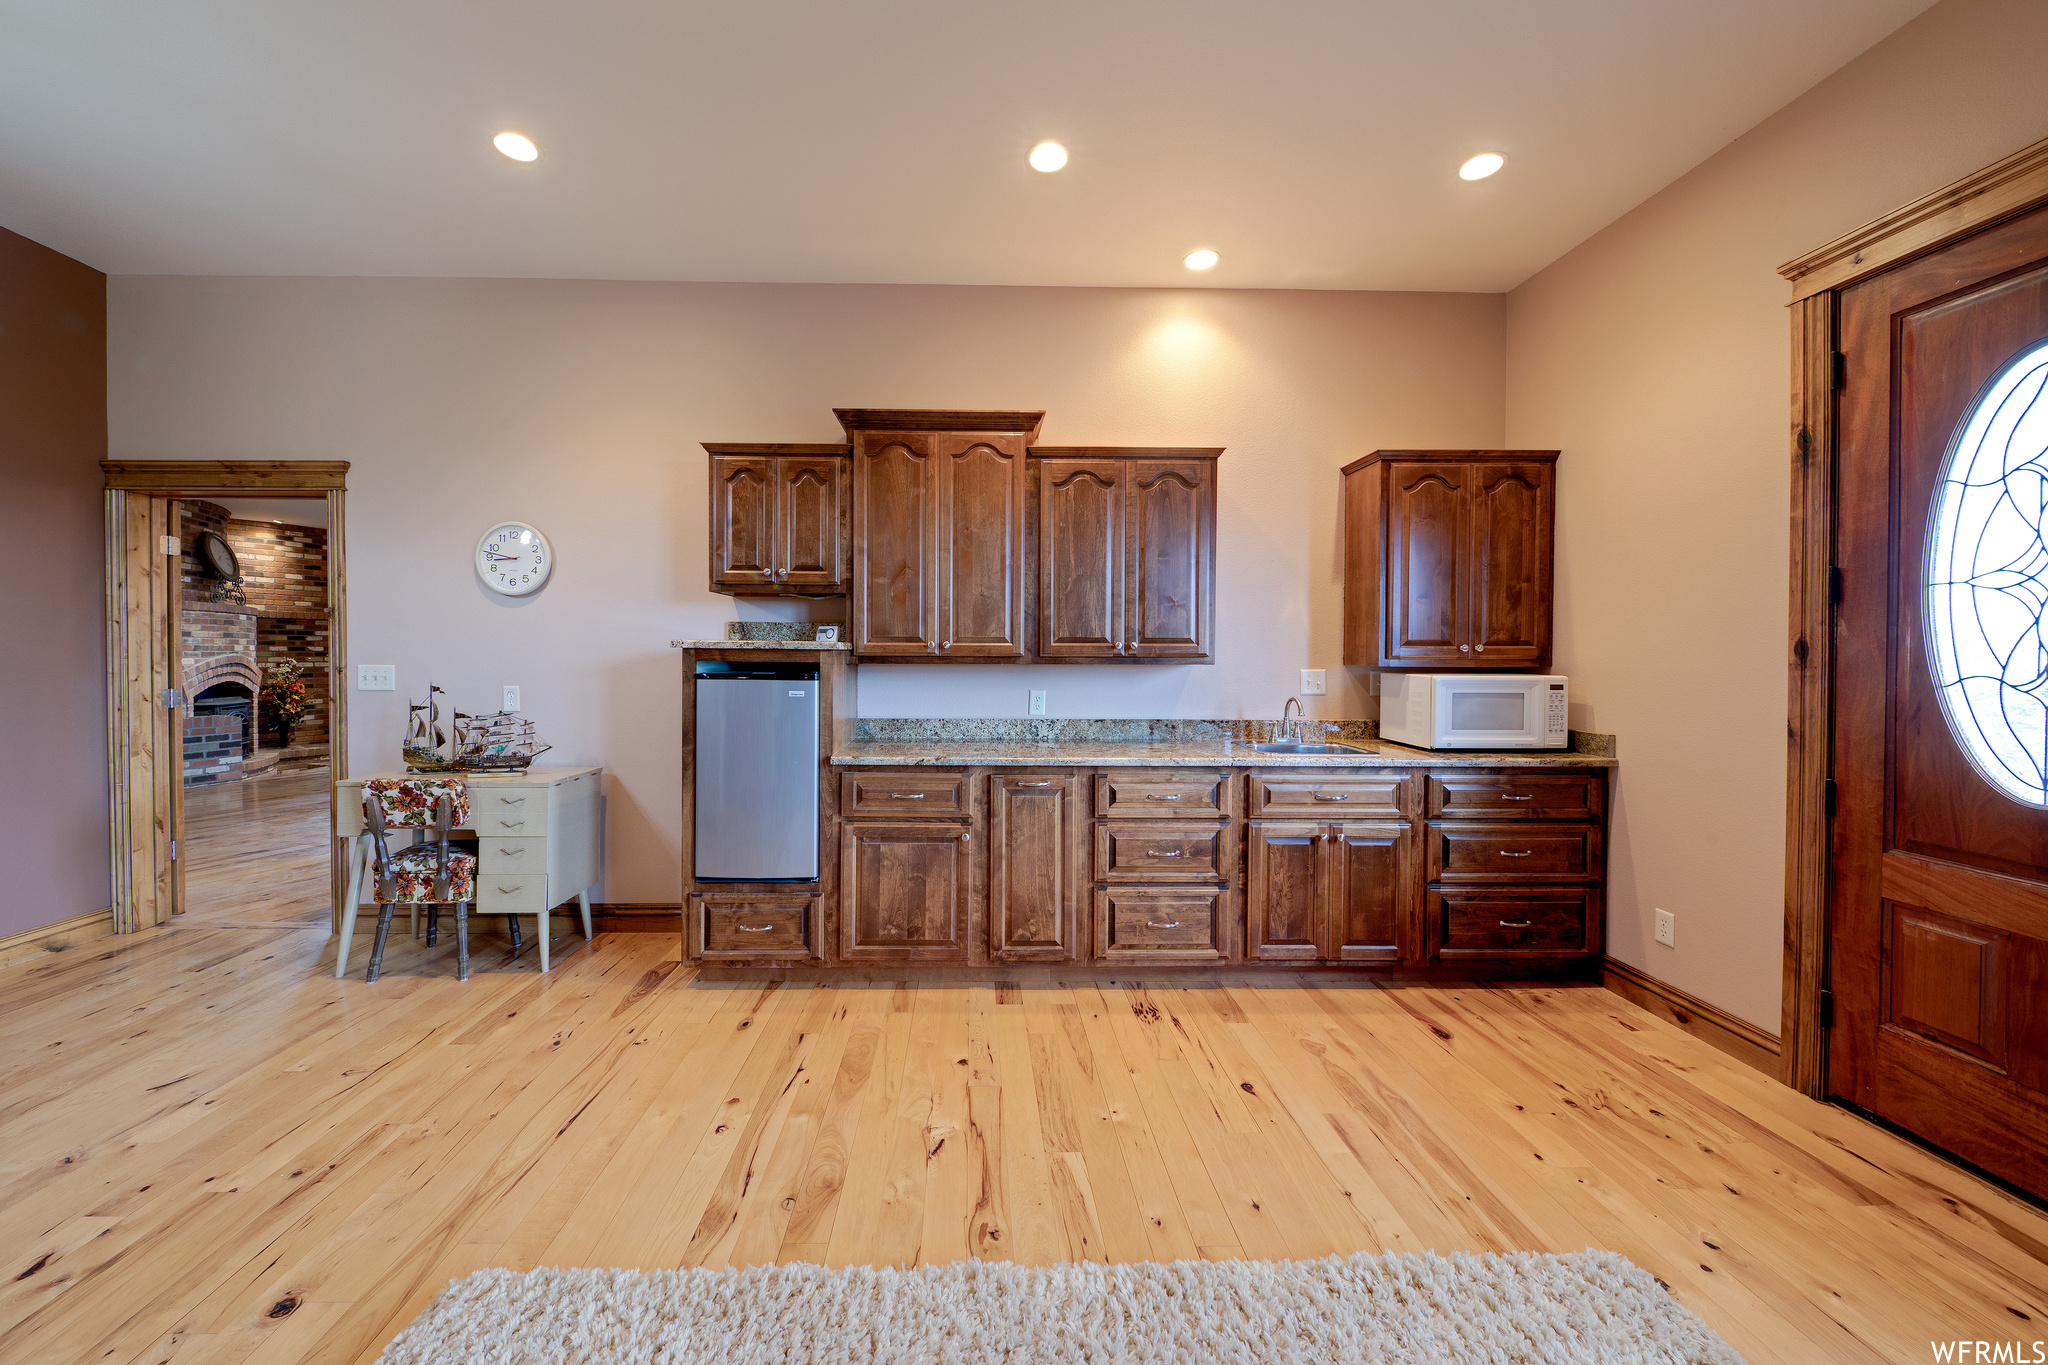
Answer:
471;788;550;828
478;836;548;874
1430;824;1600;882
1426;773;1601;822
1094;822;1231;882
841;772;968;818
1250;774;1407;819
1094;772;1231;820
1433;887;1596;957
476;873;548;912
1093;886;1227;959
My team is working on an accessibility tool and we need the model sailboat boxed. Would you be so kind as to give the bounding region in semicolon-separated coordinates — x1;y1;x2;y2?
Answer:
401;683;464;772
457;710;552;772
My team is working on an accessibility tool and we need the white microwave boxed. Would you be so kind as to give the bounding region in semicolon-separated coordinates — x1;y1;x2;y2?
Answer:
1379;674;1569;750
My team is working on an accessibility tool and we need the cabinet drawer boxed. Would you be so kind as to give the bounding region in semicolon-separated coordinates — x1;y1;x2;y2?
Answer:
1093;886;1227;960
1430;824;1600;882
1094;771;1230;820
841;771;968;818
477;835;548;874
1433;887;1596;957
1249;773;1407;819
1094;822;1231;882
692;894;815;958
476;873;548;912
1426;773;1601;821
469;787;550;828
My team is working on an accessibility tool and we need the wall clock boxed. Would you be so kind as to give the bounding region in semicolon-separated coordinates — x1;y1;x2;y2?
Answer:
476;521;554;596
197;529;241;581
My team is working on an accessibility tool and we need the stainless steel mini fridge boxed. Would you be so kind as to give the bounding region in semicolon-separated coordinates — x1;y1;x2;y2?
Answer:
693;661;819;881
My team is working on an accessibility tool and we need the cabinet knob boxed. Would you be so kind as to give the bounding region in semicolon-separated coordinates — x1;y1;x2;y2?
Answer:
1476;643;1485;652
1460;644;1471;653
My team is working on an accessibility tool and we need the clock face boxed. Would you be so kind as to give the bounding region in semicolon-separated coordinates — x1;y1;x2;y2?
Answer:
200;530;240;580
476;522;553;596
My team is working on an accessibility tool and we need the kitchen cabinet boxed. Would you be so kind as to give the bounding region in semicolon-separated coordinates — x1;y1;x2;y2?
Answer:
703;444;850;596
838;821;972;962
1246;819;1414;962
842;410;1040;659
988;774;1077;961
1342;450;1557;671
1036;449;1220;661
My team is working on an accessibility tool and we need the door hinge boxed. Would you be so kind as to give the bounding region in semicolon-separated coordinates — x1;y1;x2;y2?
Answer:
1826;565;1843;605
1829;351;1846;391
159;688;184;709
1823;777;1837;820
161;535;181;555
1818;988;1834;1028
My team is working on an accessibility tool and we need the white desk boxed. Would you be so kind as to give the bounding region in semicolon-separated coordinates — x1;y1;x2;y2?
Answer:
334;765;603;977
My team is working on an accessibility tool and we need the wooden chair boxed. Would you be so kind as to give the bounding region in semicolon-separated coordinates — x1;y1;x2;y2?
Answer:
338;777;480;982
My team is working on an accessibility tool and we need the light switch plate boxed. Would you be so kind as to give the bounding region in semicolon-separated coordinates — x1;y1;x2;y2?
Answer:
1300;669;1326;696
1654;909;1676;948
357;664;395;692
1028;690;1047;716
503;685;521;711
1367;672;1381;696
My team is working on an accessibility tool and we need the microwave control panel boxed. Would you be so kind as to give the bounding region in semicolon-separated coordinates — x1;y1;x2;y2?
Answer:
1546;685;1568;737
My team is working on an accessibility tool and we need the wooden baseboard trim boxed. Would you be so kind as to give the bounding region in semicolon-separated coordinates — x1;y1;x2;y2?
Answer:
594;903;681;934
1602;958;1782;1077
0;907;118;971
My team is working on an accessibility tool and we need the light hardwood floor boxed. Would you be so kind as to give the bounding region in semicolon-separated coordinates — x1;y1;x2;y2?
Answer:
181;766;336;928
4;914;2046;1364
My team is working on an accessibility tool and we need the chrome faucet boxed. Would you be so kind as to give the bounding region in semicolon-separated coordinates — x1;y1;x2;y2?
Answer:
1280;696;1304;743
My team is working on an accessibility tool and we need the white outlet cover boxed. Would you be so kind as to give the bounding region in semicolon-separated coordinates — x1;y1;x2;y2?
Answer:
357;664;395;692
1654;909;1676;947
503;685;521;711
1300;669;1326;695
1028;689;1047;716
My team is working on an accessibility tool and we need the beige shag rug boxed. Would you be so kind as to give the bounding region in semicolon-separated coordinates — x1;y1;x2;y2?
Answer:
375;1249;1743;1364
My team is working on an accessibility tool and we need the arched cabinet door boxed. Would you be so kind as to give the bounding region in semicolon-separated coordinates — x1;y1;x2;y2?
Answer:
709;456;776;590
776;456;847;591
936;433;1027;658
1467;462;1553;669
1385;465;1469;667
1038;459;1126;659
1125;460;1215;659
852;433;940;655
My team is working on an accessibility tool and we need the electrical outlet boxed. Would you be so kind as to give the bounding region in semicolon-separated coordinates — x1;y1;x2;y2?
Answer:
1028;689;1047;716
1300;669;1326;696
503;685;521;711
356;664;395;692
1654;908;1676;948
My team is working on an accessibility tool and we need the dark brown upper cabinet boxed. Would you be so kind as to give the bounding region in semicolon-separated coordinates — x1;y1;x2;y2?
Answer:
703;443;850;597
1342;450;1556;671
841;409;1040;659
1034;448;1220;663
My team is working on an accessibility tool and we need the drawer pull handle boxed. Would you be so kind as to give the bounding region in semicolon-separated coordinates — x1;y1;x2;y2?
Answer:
890;793;928;800
499;820;525;829
496;886;517;895
1148;849;1185;857
1018;781;1053;787
737;923;776;933
1499;919;1533;928
503;798;526;806
499;846;524;856
1500;850;1534;857
1148;794;1184;801
1311;794;1349;802
1500;794;1533;801
1146;920;1182;929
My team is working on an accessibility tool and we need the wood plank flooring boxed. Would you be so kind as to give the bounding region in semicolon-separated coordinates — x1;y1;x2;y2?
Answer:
181;767;336;928
4;914;2046;1364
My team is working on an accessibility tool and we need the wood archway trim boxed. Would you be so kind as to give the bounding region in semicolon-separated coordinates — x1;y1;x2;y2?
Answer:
1779;136;2048;1096
100;461;350;935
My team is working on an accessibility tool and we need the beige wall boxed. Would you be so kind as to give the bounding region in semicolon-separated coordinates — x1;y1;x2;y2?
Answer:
0;227;108;939
108;279;1503;903
1505;0;2048;1029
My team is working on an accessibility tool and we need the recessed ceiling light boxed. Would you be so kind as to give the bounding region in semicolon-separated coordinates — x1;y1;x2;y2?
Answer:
1459;152;1504;181
1183;249;1219;271
1029;141;1068;173
493;131;540;162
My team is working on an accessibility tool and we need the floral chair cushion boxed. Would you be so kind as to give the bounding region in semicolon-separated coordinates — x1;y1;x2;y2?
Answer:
365;778;470;828
375;847;477;904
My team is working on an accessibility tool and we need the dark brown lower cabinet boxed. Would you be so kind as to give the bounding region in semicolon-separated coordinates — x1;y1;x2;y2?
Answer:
1094;885;1228;961
1431;885;1596;958
989;774;1077;961
1247;821;1413;963
688;892;819;961
839;822;971;962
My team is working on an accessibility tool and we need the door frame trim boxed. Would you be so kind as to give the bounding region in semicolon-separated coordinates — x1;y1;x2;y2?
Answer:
101;461;349;934
1778;137;2048;1096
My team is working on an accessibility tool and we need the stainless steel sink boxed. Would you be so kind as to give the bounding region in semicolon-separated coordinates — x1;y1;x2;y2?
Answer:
1246;742;1373;755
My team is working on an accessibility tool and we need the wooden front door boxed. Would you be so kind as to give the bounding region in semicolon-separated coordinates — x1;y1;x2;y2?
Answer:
1832;200;2048;1194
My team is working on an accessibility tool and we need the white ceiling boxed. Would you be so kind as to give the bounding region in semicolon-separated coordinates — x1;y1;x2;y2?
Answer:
0;0;1931;292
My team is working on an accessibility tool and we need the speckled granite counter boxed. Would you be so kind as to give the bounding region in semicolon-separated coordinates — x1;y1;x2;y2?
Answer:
672;639;853;651
832;738;1615;768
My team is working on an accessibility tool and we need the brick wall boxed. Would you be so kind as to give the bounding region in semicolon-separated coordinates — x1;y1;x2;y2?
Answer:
183;712;245;783
181;500;330;754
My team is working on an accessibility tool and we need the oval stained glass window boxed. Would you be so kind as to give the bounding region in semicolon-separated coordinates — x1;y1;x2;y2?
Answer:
1926;337;2048;807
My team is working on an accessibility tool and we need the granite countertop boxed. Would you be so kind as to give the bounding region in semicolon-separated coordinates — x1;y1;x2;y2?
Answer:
831;738;1615;769
672;639;853;651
